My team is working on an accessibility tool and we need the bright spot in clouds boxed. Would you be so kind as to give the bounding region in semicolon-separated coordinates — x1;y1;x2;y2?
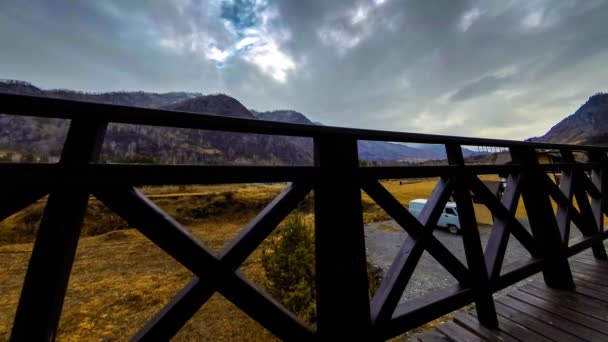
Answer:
522;9;544;29
459;8;482;31
205;45;231;63
242;39;295;82
157;0;296;83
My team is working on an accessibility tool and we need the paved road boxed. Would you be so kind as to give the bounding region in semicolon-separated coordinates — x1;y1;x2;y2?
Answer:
364;219;582;300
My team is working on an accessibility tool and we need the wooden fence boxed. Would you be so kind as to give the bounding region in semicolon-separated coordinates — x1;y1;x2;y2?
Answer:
1;93;607;341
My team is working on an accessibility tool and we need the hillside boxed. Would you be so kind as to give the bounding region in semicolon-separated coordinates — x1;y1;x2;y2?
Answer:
529;93;608;145
0;79;200;107
0;80;312;165
1;79;478;164
252;110;318;125
252;109;483;160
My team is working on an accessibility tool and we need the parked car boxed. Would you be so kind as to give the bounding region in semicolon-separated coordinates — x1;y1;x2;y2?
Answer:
408;199;460;234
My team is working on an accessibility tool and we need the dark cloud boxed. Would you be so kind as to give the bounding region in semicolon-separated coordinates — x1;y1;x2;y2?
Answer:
449;75;511;102
1;0;608;140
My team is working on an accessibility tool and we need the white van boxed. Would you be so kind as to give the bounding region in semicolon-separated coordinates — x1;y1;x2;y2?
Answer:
408;199;460;234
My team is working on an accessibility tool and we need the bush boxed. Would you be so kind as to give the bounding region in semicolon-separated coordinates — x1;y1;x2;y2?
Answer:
262;214;384;324
262;214;316;323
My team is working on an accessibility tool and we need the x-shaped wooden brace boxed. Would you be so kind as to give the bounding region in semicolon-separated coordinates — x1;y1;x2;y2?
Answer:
0;184;49;222
543;152;608;259
361;176;470;324
93;183;315;341
468;173;539;280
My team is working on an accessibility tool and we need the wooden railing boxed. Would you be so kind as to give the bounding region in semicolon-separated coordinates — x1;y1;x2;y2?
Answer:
2;93;608;341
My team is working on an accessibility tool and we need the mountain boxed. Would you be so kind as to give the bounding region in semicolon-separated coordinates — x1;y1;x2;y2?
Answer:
0;80;311;165
252;110;320;125
0;79;478;164
253;110;483;160
529;93;608;145
0;79;201;107
415;144;483;159
252;110;440;160
165;94;255;119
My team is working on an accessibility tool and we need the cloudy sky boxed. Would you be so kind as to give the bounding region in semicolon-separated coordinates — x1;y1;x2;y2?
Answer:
1;0;607;140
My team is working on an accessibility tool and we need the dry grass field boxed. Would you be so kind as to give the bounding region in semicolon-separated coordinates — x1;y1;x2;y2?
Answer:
0;175;583;340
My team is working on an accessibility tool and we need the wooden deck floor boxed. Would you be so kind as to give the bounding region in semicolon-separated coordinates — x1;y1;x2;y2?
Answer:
411;252;608;342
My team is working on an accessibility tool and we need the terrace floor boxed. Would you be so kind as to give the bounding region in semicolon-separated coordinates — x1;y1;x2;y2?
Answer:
411;250;608;342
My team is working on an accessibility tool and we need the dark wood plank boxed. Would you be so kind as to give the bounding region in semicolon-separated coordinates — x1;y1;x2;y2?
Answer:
371;177;454;324
416;329;451;342
361;178;469;284
511;147;575;290
482;175;520;280
528;281;608;309
453;312;516;342
494;301;585;341
313;136;372;340
553;161;574;243
0;185;48;221
575;254;608;264
470;309;552;342
572;283;608;304
570;264;608;279
568;233;608;257
95;187;314;341
573;276;608;294
436;321;485;342
358;164;592;180
10;119;107;341
521;284;608;321
579;167;603;199
381;286;474;341
5;91;608;341
573;256;608;266
494;258;545;292
0;163;316;186
588;151;606;237
569;261;608;281
572;272;608;289
508;289;608;336
133;183;311;340
497;294;603;341
561;148;608;258
447;143;497;328
570;268;608;285
5;92;608;149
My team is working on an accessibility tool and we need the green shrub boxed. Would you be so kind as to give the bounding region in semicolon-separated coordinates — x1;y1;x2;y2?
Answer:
262;214;384;324
262;214;316;323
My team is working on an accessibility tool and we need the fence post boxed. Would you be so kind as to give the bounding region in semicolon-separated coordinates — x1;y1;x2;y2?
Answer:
510;147;574;289
11;119;107;341
314;135;372;340
445;144;497;328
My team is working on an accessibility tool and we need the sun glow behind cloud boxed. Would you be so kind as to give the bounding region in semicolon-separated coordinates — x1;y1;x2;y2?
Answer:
459;8;482;31
158;0;295;82
3;0;608;141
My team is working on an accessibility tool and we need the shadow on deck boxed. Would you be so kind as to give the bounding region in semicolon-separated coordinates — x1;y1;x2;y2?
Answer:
412;250;608;342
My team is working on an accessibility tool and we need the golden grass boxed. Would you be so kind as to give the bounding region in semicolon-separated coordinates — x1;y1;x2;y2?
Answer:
0;219;279;340
363;179;496;226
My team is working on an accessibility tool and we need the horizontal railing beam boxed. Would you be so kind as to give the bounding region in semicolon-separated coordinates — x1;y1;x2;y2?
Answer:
0;164;316;186
2;93;607;150
0;163;598;188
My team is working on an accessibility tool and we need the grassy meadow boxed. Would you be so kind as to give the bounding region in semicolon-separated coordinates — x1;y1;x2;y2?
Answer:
0;177;541;340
